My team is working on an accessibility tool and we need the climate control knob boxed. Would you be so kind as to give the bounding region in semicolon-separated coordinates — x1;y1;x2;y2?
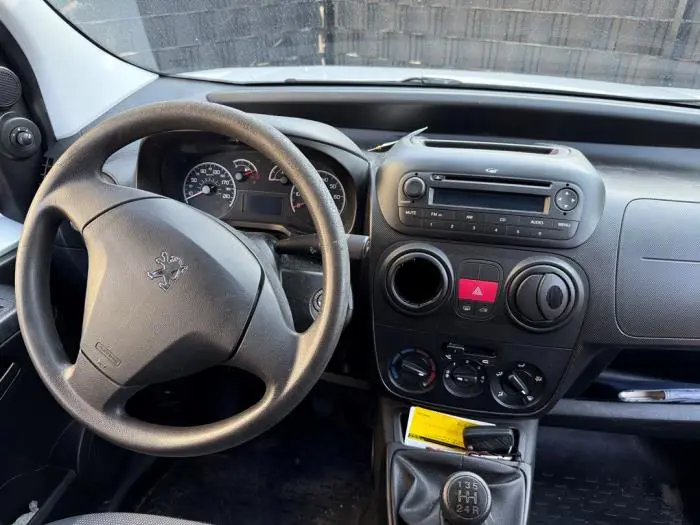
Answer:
491;362;545;407
389;348;437;393
444;359;486;398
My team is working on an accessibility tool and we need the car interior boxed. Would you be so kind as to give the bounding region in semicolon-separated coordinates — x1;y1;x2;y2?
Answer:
4;1;700;525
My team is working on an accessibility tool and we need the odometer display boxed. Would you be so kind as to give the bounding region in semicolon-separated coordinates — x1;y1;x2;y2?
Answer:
183;162;237;218
290;170;346;214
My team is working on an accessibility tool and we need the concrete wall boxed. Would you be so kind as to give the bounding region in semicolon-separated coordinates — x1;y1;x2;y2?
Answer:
56;0;700;87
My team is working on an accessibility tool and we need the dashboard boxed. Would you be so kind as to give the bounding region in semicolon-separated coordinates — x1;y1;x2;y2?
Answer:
42;77;700;436
136;131;359;234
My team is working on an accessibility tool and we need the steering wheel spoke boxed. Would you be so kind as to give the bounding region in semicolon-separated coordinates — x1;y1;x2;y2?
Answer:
38;163;156;231
226;275;303;395
64;352;140;414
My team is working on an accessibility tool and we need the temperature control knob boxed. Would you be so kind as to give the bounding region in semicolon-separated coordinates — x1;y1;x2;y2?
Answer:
444;359;486;398
389;348;437;393
491;362;545;407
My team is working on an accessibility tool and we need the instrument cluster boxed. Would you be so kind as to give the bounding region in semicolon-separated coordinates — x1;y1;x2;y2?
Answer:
167;147;356;233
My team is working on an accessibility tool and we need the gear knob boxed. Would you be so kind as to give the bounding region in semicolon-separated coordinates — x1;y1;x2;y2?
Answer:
440;472;492;525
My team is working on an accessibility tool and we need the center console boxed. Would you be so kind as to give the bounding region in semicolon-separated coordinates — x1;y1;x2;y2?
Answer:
376;399;536;525
369;136;604;418
369;136;604;525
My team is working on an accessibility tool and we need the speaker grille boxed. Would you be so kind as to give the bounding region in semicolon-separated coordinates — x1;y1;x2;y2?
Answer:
0;67;21;109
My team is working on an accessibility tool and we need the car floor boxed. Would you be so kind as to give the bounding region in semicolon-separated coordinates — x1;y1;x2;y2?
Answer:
531;427;696;525
124;399;698;525
130;397;374;525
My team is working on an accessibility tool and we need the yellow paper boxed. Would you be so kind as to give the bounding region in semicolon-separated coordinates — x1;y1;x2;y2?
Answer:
404;406;493;452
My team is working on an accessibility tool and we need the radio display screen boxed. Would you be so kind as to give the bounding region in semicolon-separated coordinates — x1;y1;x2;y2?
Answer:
433;188;546;213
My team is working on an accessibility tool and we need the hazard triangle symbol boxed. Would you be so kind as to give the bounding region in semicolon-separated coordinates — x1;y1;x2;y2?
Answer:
473;286;483;296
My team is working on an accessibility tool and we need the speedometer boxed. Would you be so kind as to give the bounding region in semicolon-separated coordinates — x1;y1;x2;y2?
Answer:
290;170;346;214
182;162;236;218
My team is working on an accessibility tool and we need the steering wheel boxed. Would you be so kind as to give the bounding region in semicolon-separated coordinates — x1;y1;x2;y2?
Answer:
15;102;351;457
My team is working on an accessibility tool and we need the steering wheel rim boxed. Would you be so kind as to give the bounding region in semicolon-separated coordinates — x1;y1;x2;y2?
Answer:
15;101;351;457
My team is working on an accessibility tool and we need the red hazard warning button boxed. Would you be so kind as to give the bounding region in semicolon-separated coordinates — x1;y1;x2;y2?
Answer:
458;279;499;303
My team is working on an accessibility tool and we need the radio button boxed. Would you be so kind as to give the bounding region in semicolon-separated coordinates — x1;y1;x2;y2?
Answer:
427;209;455;220
521;227;547;239
547;222;579;239
461;222;480;233
555;188;579;211
399;207;424;218
523;228;553;239
544;229;567;240
506;226;525;237
553;219;576;231
399;207;424;226
482;224;506;235
461;212;482;223
485;214;514;225
426;219;459;231
520;217;553;229
507;222;578;240
403;176;427;199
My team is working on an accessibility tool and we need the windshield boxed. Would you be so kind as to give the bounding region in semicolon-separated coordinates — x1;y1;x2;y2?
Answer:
46;0;700;93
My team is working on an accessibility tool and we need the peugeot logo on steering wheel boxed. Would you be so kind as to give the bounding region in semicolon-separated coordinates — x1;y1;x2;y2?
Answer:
146;251;188;291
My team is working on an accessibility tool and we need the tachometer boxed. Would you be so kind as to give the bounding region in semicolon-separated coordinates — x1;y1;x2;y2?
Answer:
290;170;346;214
182;162;236;218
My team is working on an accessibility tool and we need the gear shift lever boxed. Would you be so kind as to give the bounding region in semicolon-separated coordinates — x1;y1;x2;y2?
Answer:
440;472;492;525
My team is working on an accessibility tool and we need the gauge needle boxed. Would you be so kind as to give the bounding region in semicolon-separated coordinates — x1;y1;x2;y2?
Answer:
185;185;212;201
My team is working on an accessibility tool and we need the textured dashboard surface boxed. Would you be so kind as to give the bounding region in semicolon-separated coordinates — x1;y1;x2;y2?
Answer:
617;199;700;339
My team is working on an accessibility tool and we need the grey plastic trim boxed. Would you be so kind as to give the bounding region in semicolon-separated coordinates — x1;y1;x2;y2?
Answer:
545;398;700;437
81;78;367;161
0;214;22;257
208;85;700;128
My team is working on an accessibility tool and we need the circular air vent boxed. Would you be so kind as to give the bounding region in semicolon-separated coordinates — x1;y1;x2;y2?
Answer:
506;258;582;332
384;244;452;315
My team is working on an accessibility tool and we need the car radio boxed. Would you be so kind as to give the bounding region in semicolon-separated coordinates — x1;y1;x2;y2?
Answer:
398;172;582;240
376;137;605;247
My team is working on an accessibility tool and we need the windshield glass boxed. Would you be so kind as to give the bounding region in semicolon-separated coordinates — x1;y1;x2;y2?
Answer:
46;0;700;93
